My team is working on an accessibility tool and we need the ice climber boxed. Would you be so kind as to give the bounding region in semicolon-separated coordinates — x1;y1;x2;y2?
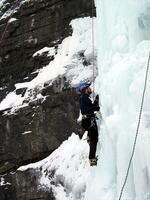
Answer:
79;81;99;166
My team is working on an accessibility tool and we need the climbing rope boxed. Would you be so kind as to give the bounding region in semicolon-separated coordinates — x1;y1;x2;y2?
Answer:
91;0;95;99
118;52;150;200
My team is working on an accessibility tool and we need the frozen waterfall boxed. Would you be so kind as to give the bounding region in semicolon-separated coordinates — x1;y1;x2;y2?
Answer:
93;0;150;199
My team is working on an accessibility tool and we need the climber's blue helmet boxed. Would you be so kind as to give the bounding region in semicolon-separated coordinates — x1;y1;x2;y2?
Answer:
79;81;91;92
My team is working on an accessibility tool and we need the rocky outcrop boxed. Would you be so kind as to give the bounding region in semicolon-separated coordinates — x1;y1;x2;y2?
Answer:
0;0;94;88
0;0;95;199
0;168;55;200
0;83;79;174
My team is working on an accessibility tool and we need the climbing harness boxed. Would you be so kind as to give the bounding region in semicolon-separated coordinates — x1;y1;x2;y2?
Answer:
118;52;150;200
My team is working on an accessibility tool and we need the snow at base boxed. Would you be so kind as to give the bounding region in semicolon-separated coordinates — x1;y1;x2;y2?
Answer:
18;133;92;200
0;17;96;113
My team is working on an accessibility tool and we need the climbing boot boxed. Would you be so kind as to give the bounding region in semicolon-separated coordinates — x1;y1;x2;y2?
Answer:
89;158;97;166
86;136;90;144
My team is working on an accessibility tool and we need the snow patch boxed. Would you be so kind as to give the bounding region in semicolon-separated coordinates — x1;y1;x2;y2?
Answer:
0;92;24;111
0;177;11;186
33;47;56;57
17;133;91;200
21;131;32;135
8;17;17;23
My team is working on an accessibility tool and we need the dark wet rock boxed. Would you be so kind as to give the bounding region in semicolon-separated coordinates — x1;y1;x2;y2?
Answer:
0;0;95;88
0;169;55;200
0;81;80;199
15;87;27;96
0;83;79;174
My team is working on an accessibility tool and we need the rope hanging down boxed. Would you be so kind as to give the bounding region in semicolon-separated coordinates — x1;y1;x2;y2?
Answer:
118;52;150;200
91;0;95;99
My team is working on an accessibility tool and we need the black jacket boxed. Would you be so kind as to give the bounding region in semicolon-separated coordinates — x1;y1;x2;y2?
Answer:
79;94;99;115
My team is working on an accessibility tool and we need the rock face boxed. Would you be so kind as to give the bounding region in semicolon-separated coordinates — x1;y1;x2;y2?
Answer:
0;0;95;199
0;85;79;173
0;169;55;200
0;0;94;88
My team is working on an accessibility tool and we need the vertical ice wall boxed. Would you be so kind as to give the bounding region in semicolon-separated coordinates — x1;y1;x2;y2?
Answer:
92;0;150;200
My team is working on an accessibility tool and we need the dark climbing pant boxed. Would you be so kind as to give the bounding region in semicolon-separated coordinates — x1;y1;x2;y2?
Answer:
81;117;98;159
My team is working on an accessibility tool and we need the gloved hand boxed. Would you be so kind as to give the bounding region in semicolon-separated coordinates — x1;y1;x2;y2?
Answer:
93;94;100;111
95;106;100;111
94;94;99;105
95;94;99;101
